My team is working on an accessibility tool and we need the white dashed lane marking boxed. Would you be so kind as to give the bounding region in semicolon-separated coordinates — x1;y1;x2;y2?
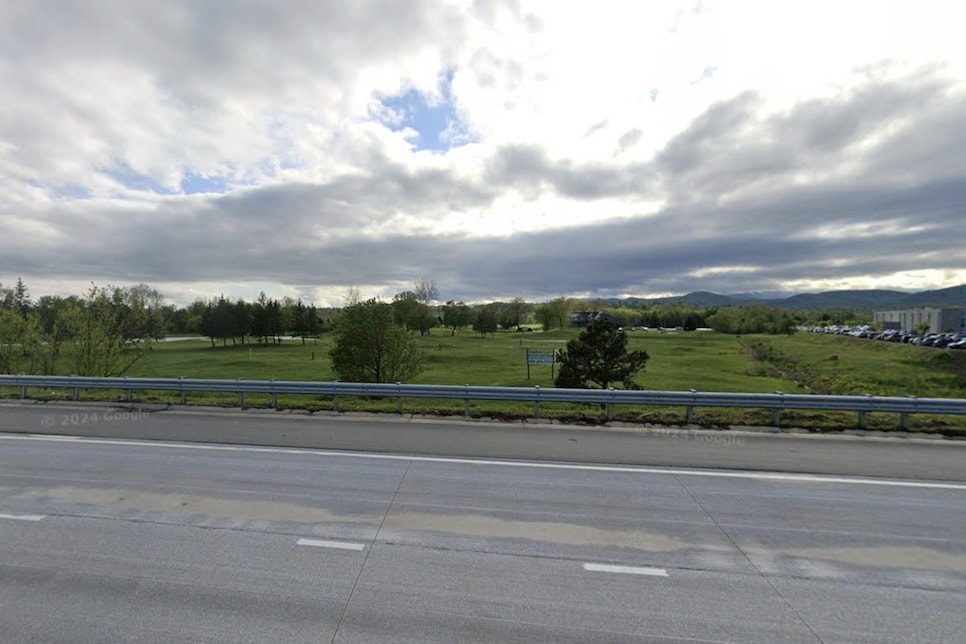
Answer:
297;538;365;551
0;513;46;521
583;563;669;577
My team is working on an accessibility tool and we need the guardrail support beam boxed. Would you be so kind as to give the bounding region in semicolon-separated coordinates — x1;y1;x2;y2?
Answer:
2;376;964;430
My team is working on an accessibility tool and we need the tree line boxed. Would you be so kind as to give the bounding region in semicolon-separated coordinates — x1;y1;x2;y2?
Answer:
3;276;870;378
195;293;324;347
0;279;166;377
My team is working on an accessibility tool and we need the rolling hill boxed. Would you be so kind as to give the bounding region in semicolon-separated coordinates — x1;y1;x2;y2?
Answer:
618;284;966;310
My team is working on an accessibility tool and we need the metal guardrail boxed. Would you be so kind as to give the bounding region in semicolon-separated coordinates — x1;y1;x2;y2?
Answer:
3;375;965;429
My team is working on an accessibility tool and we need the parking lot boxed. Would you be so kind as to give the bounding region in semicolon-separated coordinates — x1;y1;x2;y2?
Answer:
800;325;966;349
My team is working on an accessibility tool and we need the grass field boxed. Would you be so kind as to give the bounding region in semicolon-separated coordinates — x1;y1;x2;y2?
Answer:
5;329;965;432
130;329;797;391
749;333;966;399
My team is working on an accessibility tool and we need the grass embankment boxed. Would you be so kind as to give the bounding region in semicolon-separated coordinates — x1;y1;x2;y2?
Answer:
743;333;966;433
4;330;965;433
744;334;966;398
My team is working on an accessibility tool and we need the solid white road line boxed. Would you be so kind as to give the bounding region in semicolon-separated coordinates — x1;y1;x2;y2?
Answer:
2;433;965;491
296;538;365;551
0;512;46;521
583;563;669;577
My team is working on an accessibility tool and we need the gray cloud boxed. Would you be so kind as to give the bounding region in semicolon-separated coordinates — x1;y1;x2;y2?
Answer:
485;145;655;200
618;128;644;151
6;170;962;303
1;2;964;305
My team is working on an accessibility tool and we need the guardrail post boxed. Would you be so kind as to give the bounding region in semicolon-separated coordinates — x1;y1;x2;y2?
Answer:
236;379;243;407
900;396;916;430
125;377;132;402
179;377;187;405
606;387;615;421
464;385;470;419
72;385;79;401
333;394;339;412
270;379;277;409
533;385;540;419
20;383;26;399
858;394;871;428
396;382;403;414
686;389;696;425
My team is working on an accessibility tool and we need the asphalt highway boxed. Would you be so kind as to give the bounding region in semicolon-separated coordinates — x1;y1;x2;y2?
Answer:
1;432;964;642
1;402;965;480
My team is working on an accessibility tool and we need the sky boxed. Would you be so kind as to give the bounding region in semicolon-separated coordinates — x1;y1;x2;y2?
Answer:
1;0;964;307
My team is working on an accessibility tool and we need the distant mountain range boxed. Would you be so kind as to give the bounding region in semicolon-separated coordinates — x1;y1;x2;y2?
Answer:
614;284;966;310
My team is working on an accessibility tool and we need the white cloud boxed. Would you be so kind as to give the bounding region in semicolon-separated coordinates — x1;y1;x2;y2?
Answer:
1;0;964;306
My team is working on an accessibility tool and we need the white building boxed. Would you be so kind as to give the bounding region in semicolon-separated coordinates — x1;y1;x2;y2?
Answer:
873;308;966;334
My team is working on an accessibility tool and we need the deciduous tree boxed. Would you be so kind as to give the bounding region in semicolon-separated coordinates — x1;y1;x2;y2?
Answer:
441;300;471;336
342;286;362;307
472;304;499;337
413;278;439;306
705;305;798;335
0;308;44;373
501;297;530;329
535;297;574;331
392;291;435;336
61;285;152;376
330;299;423;383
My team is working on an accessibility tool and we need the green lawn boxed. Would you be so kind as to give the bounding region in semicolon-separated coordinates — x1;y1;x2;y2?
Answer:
5;329;965;432
127;329;799;393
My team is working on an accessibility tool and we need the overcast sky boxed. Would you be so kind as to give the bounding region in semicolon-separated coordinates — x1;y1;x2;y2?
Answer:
2;0;964;307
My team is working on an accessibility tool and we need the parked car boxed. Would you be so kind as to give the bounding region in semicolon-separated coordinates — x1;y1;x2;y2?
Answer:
948;338;966;350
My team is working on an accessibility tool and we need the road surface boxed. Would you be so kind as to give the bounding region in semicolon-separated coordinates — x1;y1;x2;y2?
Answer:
1;432;964;642
2;402;965;480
